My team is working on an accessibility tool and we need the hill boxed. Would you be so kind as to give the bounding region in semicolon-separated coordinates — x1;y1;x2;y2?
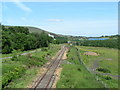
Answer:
4;25;60;37
3;25;118;40
26;26;68;37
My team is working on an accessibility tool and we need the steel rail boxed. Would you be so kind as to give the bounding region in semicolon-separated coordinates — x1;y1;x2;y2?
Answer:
33;46;66;89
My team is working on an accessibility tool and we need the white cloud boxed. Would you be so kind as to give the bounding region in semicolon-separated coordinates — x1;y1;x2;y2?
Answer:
12;0;32;12
47;19;62;22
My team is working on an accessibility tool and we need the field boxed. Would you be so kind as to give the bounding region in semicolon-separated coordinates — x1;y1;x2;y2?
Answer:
56;46;103;88
1;44;61;88
76;46;118;88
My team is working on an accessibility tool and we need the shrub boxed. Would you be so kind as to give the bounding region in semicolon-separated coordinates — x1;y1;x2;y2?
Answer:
96;67;111;73
11;56;18;61
77;68;81;71
96;74;112;80
2;66;26;88
41;48;48;51
104;75;112;80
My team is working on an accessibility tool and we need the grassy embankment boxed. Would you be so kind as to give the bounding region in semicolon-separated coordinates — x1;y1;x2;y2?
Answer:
57;46;103;88
1;44;62;88
77;46;118;88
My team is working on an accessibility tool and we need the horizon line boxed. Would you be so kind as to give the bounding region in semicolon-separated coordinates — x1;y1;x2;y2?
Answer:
1;24;118;37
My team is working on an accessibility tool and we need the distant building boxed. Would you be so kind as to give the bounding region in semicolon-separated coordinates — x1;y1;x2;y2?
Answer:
67;41;71;44
48;34;56;40
48;34;54;38
68;41;73;46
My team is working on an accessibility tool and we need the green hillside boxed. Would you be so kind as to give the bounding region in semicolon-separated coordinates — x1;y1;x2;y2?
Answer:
4;25;56;35
26;26;46;34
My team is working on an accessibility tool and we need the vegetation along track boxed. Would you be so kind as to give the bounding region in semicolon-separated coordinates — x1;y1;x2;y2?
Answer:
32;46;66;89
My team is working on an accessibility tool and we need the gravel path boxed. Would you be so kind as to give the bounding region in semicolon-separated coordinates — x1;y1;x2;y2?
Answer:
0;50;40;60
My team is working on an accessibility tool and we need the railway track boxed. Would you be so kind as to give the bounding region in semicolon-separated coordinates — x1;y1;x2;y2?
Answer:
32;46;66;89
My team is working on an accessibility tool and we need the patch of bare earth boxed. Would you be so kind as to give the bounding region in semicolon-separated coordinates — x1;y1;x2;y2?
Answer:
84;51;99;56
62;48;68;60
106;58;112;60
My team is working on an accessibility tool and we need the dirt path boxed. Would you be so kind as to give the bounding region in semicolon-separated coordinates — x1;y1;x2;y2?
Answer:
90;60;100;71
93;71;119;79
1;50;37;60
90;60;119;79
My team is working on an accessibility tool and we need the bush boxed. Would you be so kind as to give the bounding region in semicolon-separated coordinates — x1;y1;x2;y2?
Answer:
11;56;18;61
77;68;81;71
96;74;112;80
2;66;26;88
104;75;112;80
41;48;48;51
96;67;111;73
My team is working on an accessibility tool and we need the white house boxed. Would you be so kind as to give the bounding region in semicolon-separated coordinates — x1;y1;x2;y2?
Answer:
48;34;56;40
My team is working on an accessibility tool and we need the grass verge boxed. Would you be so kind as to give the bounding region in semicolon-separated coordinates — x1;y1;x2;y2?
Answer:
56;46;103;88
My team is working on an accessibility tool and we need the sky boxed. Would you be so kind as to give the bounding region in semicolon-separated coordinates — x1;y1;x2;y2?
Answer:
1;1;118;36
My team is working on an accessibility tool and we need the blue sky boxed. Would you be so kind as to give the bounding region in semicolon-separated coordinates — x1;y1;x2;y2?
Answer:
2;2;118;36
